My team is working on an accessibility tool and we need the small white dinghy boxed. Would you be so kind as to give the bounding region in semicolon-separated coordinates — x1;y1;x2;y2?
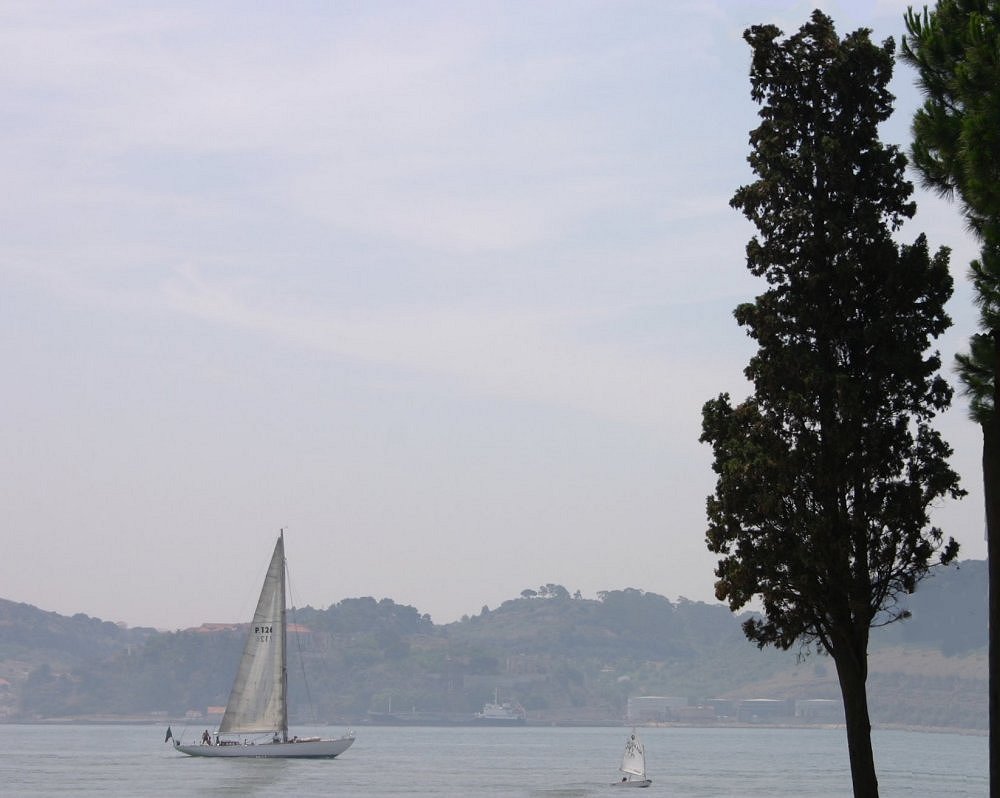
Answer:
611;729;652;788
169;531;354;759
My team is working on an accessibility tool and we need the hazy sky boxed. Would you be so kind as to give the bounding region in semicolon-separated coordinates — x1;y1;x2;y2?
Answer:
1;0;986;631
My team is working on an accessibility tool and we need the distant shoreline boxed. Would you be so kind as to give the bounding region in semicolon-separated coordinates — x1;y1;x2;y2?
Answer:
2;716;985;736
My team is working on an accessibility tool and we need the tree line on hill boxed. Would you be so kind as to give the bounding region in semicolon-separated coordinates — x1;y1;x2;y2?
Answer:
0;560;985;727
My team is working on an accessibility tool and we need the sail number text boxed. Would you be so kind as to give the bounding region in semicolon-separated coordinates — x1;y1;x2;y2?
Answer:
255;625;273;642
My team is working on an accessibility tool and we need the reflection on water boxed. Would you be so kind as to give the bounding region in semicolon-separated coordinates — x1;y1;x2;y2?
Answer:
197;757;290;796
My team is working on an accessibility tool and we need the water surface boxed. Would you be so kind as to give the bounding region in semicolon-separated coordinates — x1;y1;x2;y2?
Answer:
0;723;985;796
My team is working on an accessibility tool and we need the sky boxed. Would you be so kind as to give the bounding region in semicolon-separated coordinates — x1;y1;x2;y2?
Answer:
0;0;987;631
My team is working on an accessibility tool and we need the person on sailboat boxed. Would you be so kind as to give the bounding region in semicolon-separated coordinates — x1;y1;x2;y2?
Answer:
201;730;211;745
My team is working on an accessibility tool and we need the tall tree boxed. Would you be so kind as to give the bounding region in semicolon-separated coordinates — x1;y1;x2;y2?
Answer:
702;12;962;798
901;4;1000;793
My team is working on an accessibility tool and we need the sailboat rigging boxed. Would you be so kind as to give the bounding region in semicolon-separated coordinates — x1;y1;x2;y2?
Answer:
170;531;354;758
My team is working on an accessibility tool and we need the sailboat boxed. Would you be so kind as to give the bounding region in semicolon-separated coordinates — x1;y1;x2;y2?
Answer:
611;730;651;788
171;531;355;758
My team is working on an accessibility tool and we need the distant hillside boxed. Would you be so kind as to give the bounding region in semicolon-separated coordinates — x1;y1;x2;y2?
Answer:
0;598;156;719
0;560;986;730
882;558;986;654
0;598;155;662
722;646;987;730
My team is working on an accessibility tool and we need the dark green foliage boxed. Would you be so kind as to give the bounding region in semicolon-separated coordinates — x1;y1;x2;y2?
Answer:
902;0;1000;441
902;1;1000;421
704;8;960;656
902;1;1000;237
702;11;962;796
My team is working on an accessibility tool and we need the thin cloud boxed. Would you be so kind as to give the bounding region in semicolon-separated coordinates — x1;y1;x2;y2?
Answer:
161;262;748;438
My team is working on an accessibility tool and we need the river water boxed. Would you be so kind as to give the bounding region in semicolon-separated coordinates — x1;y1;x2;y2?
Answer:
0;723;986;796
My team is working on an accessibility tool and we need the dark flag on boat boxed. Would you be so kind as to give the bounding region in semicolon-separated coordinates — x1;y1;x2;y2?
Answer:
164;726;173;743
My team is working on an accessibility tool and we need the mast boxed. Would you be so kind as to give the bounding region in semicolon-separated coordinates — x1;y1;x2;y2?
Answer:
279;529;288;742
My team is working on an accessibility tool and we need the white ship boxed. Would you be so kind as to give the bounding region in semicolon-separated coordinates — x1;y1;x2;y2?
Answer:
473;689;526;725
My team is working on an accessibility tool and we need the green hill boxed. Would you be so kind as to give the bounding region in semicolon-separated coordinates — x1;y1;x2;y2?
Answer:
0;561;986;730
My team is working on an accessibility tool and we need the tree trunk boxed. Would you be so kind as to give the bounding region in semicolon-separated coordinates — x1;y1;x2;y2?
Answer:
987;421;1000;798
987;329;1000;798
834;645;879;798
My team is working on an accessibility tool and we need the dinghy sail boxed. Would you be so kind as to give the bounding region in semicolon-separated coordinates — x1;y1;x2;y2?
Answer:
612;730;651;787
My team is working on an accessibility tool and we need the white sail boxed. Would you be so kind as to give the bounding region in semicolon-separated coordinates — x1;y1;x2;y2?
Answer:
218;534;287;735
619;732;646;777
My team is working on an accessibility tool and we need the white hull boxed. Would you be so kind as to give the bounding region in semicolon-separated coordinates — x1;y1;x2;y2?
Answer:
612;778;652;788
175;736;354;759
471;716;526;725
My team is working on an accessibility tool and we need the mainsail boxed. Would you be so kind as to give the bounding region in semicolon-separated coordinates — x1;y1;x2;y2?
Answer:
218;534;288;736
620;733;645;777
